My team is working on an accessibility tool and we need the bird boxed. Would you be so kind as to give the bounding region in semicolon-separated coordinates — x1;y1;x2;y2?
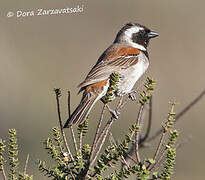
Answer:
63;23;159;128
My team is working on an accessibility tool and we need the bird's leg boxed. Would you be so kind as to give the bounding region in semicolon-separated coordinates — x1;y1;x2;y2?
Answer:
105;104;120;119
128;90;137;101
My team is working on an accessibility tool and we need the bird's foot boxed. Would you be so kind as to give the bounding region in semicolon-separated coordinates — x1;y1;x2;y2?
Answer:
128;90;137;101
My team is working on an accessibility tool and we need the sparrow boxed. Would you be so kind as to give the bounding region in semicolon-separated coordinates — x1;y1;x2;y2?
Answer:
64;23;159;128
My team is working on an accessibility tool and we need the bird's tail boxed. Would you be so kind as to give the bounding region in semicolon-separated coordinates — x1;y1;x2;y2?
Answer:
63;91;98;128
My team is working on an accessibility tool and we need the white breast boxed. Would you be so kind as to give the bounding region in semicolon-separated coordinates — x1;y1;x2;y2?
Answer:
117;52;149;95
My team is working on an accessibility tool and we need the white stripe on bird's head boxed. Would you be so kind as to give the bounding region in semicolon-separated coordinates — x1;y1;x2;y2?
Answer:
124;26;144;38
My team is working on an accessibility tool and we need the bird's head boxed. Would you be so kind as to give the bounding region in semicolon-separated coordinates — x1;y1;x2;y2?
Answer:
114;23;159;51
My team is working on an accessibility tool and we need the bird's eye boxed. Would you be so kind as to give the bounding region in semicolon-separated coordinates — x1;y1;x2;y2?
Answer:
139;30;146;36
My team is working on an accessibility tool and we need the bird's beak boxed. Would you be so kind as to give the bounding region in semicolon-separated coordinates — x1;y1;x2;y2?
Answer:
148;31;159;38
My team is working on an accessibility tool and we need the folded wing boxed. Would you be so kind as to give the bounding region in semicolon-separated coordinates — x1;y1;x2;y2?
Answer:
78;45;140;93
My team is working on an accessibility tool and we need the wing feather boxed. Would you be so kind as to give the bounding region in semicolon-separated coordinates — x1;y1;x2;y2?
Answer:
78;45;140;92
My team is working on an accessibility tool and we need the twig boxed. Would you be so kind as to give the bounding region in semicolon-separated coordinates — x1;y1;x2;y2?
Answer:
84;104;106;178
149;148;167;172
148;103;177;171
150;134;185;172
79;129;83;154
89;104;106;161
109;132;129;168
135;105;144;163
123;141;138;164
67;91;78;153
123;96;151;165
24;154;29;175
70;171;76;180
140;96;153;144
71;127;78;152
150;135;191;172
126;153;138;164
85;117;115;179
93;122;109;155
54;89;74;161
85;99;124;178
91;98;124;161
92;119;112;158
146;90;205;143
150;130;166;170
90;117;114;167
1;165;7;180
123;97;151;164
54;134;64;154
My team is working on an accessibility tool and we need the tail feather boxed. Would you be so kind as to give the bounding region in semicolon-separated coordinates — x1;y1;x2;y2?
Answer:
63;92;98;128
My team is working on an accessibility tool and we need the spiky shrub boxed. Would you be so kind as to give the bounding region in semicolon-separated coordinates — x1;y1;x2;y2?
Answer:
36;75;180;180
0;129;33;180
1;74;203;179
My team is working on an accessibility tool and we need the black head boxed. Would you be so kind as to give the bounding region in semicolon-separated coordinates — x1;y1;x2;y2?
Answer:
114;23;159;51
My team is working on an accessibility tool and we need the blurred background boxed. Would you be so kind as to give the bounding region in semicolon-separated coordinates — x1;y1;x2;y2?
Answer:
0;0;205;179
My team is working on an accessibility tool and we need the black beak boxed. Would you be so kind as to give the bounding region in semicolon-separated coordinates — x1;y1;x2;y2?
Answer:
148;31;159;38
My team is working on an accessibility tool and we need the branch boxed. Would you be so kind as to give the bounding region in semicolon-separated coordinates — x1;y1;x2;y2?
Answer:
135;105;144;163
140;96;153;144
148;102;178;171
1;165;7;180
109;132;129;168
123;142;137;166
89;97;124;167
149;148;167;172
150;130;166;168
70;127;78;153
89;104;106;162
23;154;29;175
0;139;7;180
123;97;152;165
79;128;83;154
90;116;115;167
54;89;74;161
89;99;123;164
67;91;78;154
